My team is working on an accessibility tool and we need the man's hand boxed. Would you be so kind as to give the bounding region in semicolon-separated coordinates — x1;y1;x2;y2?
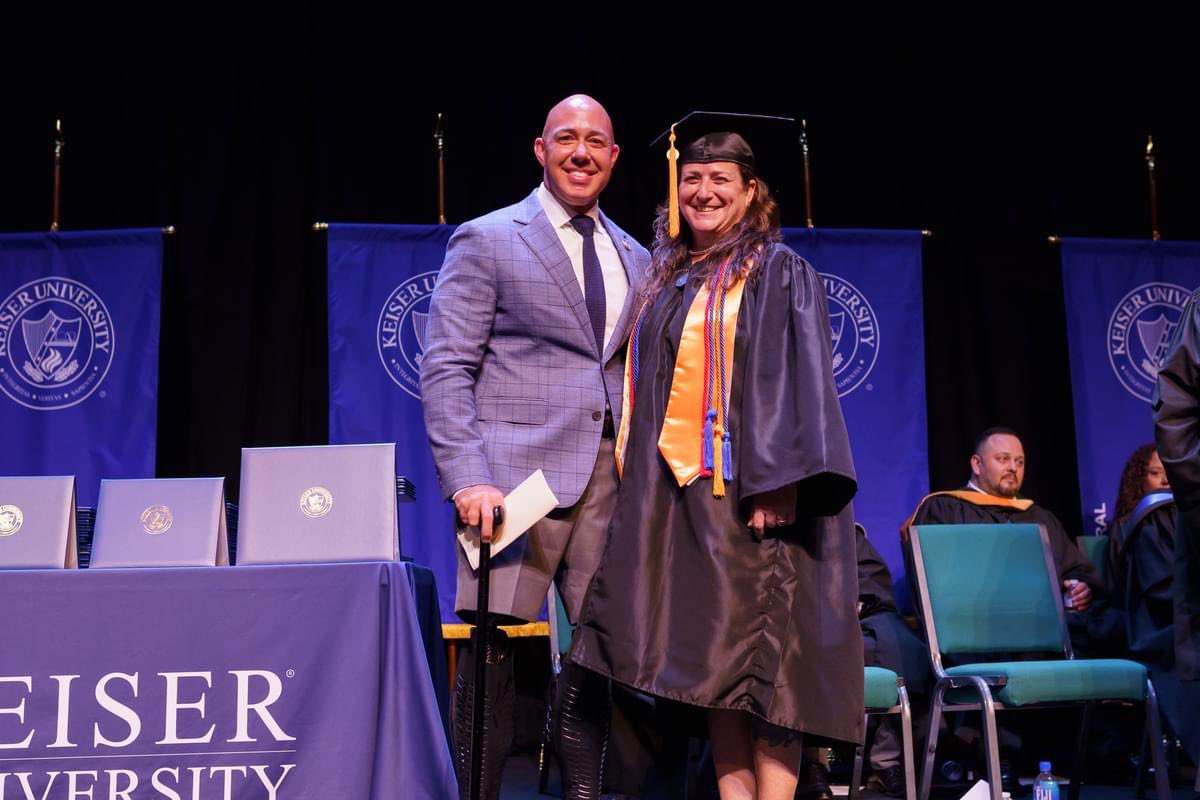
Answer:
455;484;505;543
1063;578;1091;612
747;484;797;540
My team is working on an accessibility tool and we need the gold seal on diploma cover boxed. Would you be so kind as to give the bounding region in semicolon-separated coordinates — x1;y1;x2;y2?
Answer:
300;486;333;518
0;505;23;537
141;505;173;535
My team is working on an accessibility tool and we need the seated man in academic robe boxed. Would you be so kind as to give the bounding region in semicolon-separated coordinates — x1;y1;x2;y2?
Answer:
906;427;1107;627
904;428;1126;785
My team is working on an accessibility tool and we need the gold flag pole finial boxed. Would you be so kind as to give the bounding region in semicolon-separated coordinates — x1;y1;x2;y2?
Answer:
1146;135;1160;241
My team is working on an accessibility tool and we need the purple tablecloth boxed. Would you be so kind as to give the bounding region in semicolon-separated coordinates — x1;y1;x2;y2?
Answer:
0;561;456;798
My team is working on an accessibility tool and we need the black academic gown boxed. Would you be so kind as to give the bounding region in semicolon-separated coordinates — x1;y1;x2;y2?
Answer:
858;527;899;619
1115;506;1177;651
1114;506;1200;762
1153;288;1200;684
569;245;863;744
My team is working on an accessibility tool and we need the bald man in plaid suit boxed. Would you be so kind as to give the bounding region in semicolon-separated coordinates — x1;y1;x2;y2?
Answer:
421;94;649;799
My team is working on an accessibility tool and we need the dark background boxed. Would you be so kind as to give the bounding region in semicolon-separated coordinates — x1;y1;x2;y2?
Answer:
4;8;1198;532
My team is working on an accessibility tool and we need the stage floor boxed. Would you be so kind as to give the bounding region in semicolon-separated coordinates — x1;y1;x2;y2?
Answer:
500;751;1197;799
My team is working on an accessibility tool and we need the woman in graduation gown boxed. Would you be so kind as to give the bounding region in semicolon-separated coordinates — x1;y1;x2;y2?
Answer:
569;117;863;799
1109;445;1200;766
1109;444;1173;617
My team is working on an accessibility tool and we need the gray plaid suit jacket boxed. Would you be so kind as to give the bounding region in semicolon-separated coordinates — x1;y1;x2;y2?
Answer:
421;189;650;507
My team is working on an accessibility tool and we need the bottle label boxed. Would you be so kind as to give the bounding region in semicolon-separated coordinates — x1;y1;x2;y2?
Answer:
1034;781;1060;800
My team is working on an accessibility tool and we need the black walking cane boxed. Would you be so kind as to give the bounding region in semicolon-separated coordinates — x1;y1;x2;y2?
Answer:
469;505;503;800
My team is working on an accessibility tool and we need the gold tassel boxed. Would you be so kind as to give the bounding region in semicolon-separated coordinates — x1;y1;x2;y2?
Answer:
712;422;726;497
668;124;680;238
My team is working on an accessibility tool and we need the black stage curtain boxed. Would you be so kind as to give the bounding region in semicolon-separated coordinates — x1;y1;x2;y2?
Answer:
4;7;1200;534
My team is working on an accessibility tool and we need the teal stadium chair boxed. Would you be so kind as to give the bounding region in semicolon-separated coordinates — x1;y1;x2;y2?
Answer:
849;667;916;800
907;523;1170;800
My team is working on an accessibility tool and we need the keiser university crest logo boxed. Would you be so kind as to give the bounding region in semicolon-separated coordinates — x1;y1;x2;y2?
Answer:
140;504;174;535
0;504;23;537
822;272;880;397
299;486;333;518
377;270;439;399
1107;282;1191;402
0;277;115;410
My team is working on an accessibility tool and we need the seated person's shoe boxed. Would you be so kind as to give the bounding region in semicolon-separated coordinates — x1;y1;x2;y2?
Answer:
797;761;833;800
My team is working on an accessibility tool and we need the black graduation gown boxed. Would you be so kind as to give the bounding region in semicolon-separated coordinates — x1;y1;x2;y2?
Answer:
1115;507;1176;649
1153;288;1200;683
1114;507;1200;762
569;245;863;744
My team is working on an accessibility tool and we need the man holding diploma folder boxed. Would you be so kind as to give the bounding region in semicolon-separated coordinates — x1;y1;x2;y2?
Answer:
421;93;649;799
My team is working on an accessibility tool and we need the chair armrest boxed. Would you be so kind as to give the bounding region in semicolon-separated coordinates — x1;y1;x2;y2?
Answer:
941;674;1008;689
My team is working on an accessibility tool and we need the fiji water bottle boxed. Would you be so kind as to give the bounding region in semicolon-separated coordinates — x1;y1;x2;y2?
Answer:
1063;579;1080;609
1034;761;1060;800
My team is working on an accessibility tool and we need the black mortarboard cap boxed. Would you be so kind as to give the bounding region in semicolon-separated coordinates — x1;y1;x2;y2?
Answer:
652;111;797;237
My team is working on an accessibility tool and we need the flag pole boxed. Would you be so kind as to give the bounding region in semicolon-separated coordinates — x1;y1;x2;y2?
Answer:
800;118;814;228
51;120;64;232
434;113;447;224
1146;135;1160;241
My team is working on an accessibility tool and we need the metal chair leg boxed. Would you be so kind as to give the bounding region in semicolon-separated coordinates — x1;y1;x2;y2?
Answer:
1134;723;1150;798
1068;704;1091;800
899;685;917;800
850;713;867;800
969;677;1003;800
1144;679;1172;800
919;682;946;800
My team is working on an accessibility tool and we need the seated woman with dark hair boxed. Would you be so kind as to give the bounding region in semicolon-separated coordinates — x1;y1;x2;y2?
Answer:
1109;443;1198;768
1109;444;1173;624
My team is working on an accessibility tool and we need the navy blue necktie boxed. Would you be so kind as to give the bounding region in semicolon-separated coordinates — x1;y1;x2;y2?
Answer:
570;215;607;355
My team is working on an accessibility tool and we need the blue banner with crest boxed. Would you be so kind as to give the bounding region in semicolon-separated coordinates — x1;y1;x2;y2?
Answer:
783;229;928;605
329;225;927;620
327;224;457;621
1061;237;1200;535
0;229;162;507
